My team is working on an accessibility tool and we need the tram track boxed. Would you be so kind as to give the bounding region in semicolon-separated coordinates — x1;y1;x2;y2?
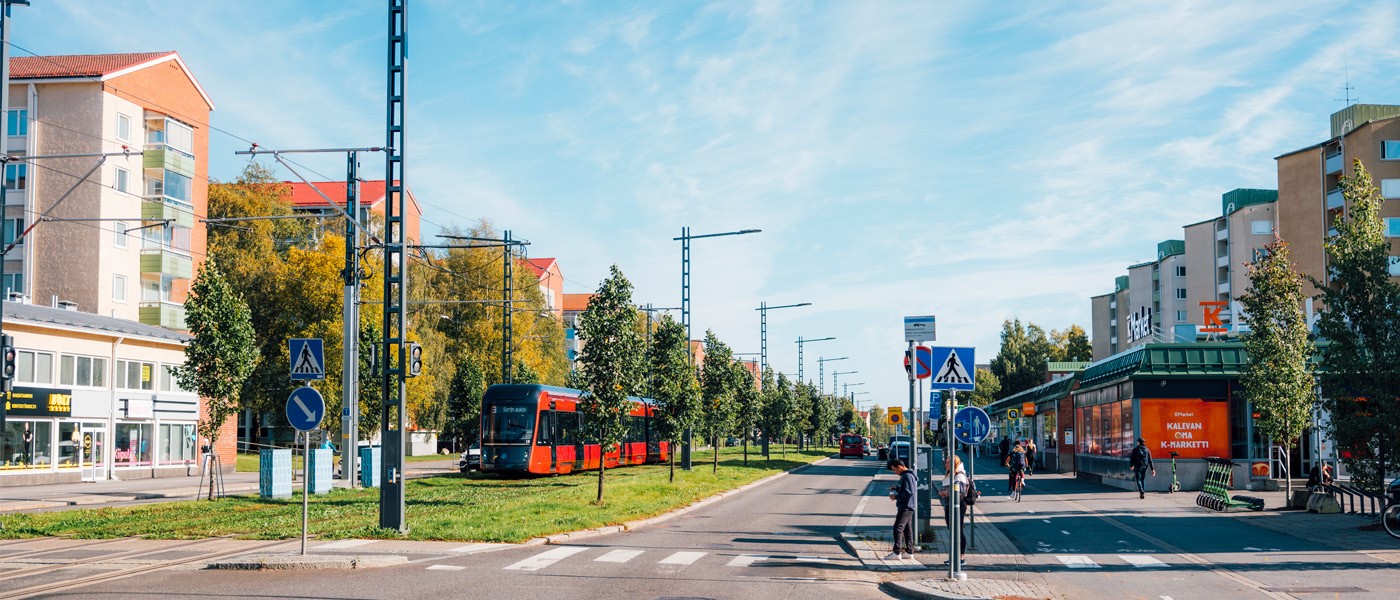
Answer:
0;537;139;565
0;538;295;599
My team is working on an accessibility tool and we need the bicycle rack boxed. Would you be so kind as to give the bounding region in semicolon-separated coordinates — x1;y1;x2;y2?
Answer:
1323;483;1382;516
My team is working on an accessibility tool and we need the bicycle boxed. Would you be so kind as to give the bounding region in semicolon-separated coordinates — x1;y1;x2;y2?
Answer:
1383;478;1400;540
1168;451;1181;493
1010;469;1025;502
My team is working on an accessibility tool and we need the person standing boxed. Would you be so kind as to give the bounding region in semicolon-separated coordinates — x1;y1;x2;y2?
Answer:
998;435;1011;467
1025;437;1038;475
886;459;918;560
939;455;970;565
1129;438;1156;499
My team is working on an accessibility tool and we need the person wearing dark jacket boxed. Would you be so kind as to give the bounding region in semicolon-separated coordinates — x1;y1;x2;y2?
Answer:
1129;438;1156;499
998;436;1011;467
885;459;918;560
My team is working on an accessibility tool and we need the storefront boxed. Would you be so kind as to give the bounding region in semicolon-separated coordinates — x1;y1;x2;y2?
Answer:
2;301;210;486
986;374;1077;473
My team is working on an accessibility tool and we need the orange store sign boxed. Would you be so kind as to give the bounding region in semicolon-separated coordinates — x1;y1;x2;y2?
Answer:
1139;399;1229;459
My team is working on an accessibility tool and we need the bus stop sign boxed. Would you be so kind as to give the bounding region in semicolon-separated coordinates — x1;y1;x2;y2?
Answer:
953;406;991;445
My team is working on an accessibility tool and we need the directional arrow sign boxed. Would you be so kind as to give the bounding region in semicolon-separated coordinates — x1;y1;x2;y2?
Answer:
286;386;325;432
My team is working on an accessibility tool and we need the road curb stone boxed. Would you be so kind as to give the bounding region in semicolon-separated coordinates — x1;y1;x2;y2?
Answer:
207;553;409;570
883;578;1059;600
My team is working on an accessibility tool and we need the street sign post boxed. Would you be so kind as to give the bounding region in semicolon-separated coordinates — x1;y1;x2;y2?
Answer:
929;347;975;391
903;315;936;342
289;338;326;381
888;406;904;427
285;385;324;557
953;406;991;445
914;346;933;379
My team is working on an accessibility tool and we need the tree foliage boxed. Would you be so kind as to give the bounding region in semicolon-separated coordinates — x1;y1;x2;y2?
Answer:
646;314;700;481
731;362;762;465
761;370;793;457
1311;160;1400;493
443;354;486;452
175;257;259;447
1050;325;1093;362
990;319;1048;399
575;265;644;502
699;330;737;473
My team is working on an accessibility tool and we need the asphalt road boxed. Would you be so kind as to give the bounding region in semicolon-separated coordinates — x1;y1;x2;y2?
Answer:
38;456;894;600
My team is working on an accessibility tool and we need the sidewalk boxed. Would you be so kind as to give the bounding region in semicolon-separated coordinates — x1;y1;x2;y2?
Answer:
0;457;460;513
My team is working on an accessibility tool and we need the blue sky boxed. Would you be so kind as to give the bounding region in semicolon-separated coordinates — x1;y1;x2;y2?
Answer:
15;1;1400;410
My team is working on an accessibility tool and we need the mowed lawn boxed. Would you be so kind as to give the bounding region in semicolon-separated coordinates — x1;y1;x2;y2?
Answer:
1;446;829;542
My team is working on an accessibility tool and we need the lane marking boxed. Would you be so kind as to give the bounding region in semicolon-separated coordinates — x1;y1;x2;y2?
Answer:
844;481;879;533
503;546;588;571
1121;555;1170;568
1056;555;1100;569
659;551;706;565
727;554;767;567
1042;519;1052;523
794;556;828;563
1060;530;1071;535
426;565;465;571
594;549;643;563
448;543;507;554
318;539;375;549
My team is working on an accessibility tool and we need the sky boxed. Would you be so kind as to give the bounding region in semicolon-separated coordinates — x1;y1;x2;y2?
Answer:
14;0;1400;411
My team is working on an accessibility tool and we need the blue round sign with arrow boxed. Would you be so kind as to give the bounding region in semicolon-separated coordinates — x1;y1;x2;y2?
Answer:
286;386;325;432
953;406;991;445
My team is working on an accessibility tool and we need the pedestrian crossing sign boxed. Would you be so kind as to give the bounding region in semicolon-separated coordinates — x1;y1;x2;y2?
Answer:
929;347;975;391
289;338;326;381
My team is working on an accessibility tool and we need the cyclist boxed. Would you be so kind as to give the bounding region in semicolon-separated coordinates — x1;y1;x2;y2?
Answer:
1007;442;1027;492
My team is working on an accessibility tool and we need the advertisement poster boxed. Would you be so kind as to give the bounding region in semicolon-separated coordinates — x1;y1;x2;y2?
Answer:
1138;399;1229;459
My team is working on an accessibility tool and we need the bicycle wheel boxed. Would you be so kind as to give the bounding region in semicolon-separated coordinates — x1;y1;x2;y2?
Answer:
1383;503;1400;540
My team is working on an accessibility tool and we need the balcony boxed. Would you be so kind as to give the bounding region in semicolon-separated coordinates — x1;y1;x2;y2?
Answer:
1217;254;1230;268
142;197;195;228
1216;225;1229;241
140;249;193;279
1152;290;1160;303
1324;151;1343;175
1218;281;1230;295
139;301;186;329
1326;188;1344;210
142;146;196;178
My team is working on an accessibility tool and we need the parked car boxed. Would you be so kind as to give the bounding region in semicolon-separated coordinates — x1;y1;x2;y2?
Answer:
458;443;481;473
863;437;873;456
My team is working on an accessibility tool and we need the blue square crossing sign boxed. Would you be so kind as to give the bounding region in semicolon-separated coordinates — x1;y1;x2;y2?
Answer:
289;338;326;381
928;347;975;391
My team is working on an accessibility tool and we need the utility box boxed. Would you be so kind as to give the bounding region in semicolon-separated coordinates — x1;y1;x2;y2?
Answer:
915;444;935;521
359;446;381;488
259;448;292;499
308;448;334;494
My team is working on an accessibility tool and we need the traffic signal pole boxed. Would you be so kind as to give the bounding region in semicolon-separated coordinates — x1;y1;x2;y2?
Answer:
906;340;917;547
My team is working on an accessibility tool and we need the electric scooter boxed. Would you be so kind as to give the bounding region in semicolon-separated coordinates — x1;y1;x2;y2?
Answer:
1168;451;1181;493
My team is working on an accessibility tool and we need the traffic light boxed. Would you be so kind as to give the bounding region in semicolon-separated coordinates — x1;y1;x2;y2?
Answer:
407;342;422;377
903;349;913;378
1;334;15;391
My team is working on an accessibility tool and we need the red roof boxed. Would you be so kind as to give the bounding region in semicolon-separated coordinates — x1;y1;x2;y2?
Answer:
285;181;389;208
10;52;177;79
562;293;593;312
521;258;557;279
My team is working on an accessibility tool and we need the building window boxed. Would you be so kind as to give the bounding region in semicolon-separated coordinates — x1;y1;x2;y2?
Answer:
1387;218;1400;238
113;274;127;302
60;355;108;388
115;167;130;194
166;120;193;154
116;359;155;391
3;421;53;469
1383;140;1400;160
2;273;21;297
158;423;197;465
3;217;23;246
1175;289;1187;300
114;422;153;467
16;349;54;385
4;160;25;191
159;364;187;392
6;109;27;136
1250;220;1273;235
1175;265;1186;277
117;114;131;142
1382;179;1400;200
114;221;128;248
1176;310;1187;321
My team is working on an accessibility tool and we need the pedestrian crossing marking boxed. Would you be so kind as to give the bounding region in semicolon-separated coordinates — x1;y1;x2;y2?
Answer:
448;543;508;554
318;539;375;549
1120;555;1170;568
932;349;971;385
794;556;828;563
726;554;767;567
1056;555;1101;569
504;546;588;571
658;551;706;565
595;549;644;563
426;565;466;571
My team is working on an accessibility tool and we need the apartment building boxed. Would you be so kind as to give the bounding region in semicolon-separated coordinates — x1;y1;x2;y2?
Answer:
521;257;563;317
7;52;211;328
1276;104;1400;324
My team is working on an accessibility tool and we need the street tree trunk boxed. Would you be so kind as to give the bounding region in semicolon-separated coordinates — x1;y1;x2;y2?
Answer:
743;433;748;467
597;458;606;503
668;438;676;483
712;434;719;473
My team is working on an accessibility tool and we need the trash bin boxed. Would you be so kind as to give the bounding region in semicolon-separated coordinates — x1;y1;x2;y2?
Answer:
259;448;292;499
308;447;333;494
359;446;381;488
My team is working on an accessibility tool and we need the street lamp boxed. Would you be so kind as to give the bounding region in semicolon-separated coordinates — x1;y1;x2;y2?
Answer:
756;302;811;374
675;226;760;470
843;381;865;399
833;370;858;399
794;336;835;385
817;356;848;396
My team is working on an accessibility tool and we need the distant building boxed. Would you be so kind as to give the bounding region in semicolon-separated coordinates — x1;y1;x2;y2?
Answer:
282;180;423;245
520;257;563;317
561;293;592;365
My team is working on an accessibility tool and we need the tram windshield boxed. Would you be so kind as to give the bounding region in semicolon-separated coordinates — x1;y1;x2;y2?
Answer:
483;403;536;445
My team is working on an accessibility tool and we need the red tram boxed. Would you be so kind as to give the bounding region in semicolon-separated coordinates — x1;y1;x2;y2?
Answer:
479;384;670;475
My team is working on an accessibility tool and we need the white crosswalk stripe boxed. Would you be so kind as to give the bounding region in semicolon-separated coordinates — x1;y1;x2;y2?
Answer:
594;549;644;563
448;543;508;554
794;556;828;563
426;565;466;571
658;551;707;565
318;539;376;549
504;546;589;571
1056;555;1100;568
1120;555;1170;568
726;554;767;567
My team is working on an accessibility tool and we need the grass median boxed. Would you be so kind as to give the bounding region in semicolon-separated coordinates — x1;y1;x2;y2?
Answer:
1;446;830;542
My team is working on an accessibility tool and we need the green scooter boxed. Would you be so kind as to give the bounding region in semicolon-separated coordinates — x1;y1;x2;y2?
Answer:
1168;451;1181;493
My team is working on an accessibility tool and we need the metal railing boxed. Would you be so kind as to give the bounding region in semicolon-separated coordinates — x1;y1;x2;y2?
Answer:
1323;482;1384;516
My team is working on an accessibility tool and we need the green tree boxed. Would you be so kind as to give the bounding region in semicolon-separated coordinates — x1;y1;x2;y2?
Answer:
575;265;644;502
646;314;700;482
731;362;763;466
173;257;259;499
1239;237;1316;503
443;354;486;452
790;380;814;449
761;370;793;458
968;367;1001;407
990;318;1050;399
1311;160;1400;494
699;331;737;473
868;405;892;445
1051;325;1093;362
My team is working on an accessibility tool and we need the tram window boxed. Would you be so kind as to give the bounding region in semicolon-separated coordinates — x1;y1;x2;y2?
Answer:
483;404;536;445
537;411;554;445
557;412;579;445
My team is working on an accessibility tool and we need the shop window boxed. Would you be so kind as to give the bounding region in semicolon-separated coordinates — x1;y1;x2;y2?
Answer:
16;349;54;384
2;421;52;469
60;355;108;388
116;359;155;390
114;422;154;467
57;422;105;469
158;423;198;465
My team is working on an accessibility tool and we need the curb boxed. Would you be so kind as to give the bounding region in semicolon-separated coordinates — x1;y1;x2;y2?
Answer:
207;553;409;571
881;581;990;600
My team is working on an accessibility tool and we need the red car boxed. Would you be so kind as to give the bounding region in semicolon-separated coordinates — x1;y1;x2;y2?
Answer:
839;434;867;459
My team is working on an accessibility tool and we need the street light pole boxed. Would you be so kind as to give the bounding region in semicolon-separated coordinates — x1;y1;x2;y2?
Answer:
817;356;848;396
756;301;811;375
676;226;759;470
794;336;835;385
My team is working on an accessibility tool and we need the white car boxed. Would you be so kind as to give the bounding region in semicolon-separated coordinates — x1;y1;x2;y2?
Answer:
458;444;481;473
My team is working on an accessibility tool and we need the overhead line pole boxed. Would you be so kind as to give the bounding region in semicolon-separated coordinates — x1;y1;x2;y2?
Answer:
380;0;408;532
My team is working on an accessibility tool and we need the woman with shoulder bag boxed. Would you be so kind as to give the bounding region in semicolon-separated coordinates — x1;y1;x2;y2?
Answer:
939;455;970;563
